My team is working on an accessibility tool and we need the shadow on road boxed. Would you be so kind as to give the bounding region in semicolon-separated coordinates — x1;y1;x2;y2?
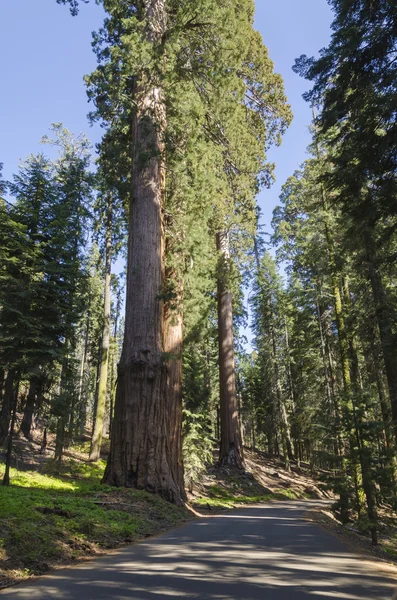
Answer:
1;501;396;599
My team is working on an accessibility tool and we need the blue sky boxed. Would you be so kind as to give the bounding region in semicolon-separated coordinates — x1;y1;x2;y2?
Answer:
1;0;332;221
0;0;105;180
1;0;333;348
255;1;333;233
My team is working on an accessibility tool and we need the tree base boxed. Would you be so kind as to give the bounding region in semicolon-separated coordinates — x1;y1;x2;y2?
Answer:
102;356;185;506
219;444;245;469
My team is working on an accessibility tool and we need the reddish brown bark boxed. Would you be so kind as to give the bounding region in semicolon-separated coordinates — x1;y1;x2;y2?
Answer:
217;231;244;468
103;0;184;504
164;272;185;498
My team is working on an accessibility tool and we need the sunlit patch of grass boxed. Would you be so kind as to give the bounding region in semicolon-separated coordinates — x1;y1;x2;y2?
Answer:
69;438;110;457
0;466;79;491
68;440;91;455
42;458;107;489
0;463;189;588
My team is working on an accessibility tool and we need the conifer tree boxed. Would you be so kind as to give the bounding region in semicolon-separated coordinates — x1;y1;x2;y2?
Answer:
89;133;126;462
294;0;397;445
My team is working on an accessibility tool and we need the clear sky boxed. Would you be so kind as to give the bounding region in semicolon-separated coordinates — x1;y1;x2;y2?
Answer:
255;0;333;233
0;0;333;349
1;0;332;219
0;0;105;181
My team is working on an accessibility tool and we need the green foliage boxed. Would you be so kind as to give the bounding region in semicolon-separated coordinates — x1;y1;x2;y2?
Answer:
194;479;304;509
182;410;214;490
195;488;301;508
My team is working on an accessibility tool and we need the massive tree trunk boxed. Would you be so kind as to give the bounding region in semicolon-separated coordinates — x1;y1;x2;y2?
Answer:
164;268;185;498
216;231;244;468
90;206;112;461
103;0;184;504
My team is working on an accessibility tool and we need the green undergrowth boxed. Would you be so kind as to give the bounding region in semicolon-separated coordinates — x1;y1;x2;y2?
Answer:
191;462;315;510
0;460;189;588
194;483;304;508
68;438;110;457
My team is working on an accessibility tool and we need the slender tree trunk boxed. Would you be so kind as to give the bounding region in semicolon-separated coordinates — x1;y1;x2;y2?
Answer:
315;285;342;464
270;322;292;471
0;371;16;446
91;338;103;434
77;312;90;432
108;344;116;438
0;369;4;405
284;320;297;462
20;375;39;439
109;285;122;437
55;417;65;462
54;354;69;462
103;1;183;504
216;231;244;468
3;382;19;486
90;207;112;461
40;428;47;454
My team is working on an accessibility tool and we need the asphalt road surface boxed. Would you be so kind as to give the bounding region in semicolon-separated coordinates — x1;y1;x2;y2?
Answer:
1;500;396;599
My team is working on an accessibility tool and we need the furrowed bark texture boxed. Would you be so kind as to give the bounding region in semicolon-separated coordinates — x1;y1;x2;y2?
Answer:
103;0;183;504
164;271;185;498
217;231;244;468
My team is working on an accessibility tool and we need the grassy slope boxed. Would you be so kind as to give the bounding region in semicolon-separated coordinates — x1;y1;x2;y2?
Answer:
0;460;189;588
191;449;332;509
193;479;302;508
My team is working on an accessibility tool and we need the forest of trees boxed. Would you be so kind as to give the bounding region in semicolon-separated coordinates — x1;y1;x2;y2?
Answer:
1;0;397;545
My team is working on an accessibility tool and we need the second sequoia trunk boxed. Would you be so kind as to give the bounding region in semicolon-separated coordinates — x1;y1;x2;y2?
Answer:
217;231;244;468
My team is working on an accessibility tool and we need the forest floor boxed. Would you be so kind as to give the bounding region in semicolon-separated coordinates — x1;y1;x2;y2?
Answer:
0;431;396;589
188;448;334;509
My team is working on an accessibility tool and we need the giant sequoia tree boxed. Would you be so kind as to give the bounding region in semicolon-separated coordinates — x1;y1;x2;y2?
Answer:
80;0;291;501
93;0;185;501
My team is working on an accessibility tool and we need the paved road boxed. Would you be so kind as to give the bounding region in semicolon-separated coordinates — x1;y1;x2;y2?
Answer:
1;500;396;599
